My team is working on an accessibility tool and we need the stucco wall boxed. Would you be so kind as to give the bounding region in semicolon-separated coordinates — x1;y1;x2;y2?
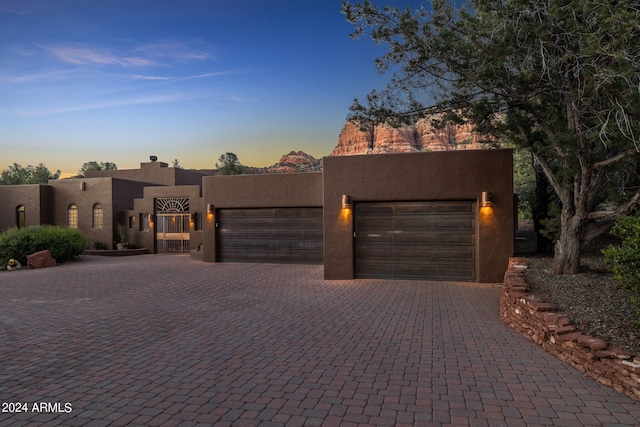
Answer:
201;173;324;262
322;150;514;282
49;178;115;248
0;185;52;232
87;161;205;186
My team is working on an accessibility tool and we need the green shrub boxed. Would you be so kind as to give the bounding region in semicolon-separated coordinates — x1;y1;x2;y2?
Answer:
603;215;640;310
0;225;86;265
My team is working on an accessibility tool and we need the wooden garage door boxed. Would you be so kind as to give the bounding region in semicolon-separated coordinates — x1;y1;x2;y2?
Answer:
217;208;323;264
355;201;476;281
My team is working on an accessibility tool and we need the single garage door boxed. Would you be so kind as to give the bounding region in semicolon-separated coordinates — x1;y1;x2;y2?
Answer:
355;201;476;281
217;208;323;264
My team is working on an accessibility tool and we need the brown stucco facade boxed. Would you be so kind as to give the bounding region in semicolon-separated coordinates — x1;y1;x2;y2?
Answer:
201;173;324;262
322;150;514;282
0;185;53;232
1;150;513;282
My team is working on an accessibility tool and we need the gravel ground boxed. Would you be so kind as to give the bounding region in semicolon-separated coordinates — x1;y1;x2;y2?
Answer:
515;224;640;356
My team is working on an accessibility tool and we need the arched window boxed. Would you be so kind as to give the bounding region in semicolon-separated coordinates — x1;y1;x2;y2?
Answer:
92;203;103;228
16;205;25;229
68;204;78;229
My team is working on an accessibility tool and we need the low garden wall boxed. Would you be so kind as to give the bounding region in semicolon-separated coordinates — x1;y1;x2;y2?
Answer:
500;258;640;402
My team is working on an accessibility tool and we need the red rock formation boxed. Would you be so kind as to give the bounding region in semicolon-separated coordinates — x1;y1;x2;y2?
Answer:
264;151;322;174
332;117;494;156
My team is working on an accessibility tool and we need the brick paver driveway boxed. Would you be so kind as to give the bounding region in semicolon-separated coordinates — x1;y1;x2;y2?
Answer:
1;255;639;426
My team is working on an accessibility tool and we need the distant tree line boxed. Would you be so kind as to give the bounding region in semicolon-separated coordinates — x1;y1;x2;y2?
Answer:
0;163;60;185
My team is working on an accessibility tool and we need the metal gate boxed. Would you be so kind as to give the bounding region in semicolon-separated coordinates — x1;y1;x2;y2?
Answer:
155;198;190;253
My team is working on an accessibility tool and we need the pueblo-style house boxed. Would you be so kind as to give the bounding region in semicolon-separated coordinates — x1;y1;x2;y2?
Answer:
0;150;514;282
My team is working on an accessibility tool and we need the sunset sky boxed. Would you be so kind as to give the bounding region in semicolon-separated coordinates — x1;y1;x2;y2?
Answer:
0;0;420;177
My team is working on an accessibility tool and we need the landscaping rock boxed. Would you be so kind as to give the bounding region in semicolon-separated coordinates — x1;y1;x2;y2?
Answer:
27;250;57;269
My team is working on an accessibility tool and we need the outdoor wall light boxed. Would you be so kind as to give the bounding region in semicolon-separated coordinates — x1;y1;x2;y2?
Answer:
207;203;214;215
80;182;86;191
481;191;493;207
341;195;352;210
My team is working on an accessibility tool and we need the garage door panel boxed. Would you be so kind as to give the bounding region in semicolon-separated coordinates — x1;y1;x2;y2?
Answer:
274;208;302;217
218;208;323;264
435;203;474;213
274;218;304;228
355;201;476;281
304;218;323;227
434;218;474;229
393;233;432;244
394;218;432;229
396;203;433;214
358;233;393;244
357;246;393;259
304;229;323;239
357;204;395;215
358;218;394;230
433;248;475;260
393;247;431;259
218;229;248;239
433;233;474;245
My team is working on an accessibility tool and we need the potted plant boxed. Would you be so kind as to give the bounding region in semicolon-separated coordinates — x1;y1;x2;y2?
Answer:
116;222;128;250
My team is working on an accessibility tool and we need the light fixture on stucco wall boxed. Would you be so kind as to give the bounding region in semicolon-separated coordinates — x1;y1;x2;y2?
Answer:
481;191;492;207
341;195;352;210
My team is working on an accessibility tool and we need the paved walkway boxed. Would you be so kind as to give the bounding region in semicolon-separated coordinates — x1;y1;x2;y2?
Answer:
1;255;639;427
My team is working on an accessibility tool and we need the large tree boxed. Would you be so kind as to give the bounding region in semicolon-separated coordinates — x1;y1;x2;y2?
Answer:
0;163;60;185
216;153;243;175
343;0;640;274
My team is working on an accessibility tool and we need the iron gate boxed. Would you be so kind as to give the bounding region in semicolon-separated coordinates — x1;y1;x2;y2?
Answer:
155;198;190;253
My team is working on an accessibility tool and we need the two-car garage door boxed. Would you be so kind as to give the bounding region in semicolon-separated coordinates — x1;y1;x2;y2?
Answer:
355;201;476;281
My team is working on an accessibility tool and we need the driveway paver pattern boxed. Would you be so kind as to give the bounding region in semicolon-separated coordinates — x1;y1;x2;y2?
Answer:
1;255;639;426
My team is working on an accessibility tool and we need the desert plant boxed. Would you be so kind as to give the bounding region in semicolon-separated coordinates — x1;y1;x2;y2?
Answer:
0;225;86;265
603;215;640;310
116;222;128;248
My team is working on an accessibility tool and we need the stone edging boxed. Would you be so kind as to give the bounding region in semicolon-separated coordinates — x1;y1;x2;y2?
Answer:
500;257;640;403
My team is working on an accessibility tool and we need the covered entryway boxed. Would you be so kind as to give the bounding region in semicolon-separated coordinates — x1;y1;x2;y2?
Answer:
354;201;476;281
217;208;323;264
155;198;190;253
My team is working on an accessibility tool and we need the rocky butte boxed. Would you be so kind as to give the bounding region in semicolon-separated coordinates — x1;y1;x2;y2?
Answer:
331;118;494;156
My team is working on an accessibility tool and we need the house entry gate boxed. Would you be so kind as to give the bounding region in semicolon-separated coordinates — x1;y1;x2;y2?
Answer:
155;198;190;253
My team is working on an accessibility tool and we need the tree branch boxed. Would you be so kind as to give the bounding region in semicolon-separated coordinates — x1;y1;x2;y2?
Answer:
593;147;639;170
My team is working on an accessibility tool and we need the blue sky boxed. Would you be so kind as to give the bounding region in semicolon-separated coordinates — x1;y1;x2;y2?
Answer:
0;0;420;177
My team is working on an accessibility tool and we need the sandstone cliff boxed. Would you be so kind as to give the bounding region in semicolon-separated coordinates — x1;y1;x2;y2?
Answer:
263;151;322;173
331;118;493;156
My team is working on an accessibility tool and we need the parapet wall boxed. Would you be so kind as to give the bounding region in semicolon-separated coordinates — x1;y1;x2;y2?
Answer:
500;258;640;403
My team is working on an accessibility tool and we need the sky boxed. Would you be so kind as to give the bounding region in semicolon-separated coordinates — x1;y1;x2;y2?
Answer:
0;0;422;177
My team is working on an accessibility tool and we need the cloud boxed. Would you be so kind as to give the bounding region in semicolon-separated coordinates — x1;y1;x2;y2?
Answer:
0;6;30;15
131;75;171;81
40;44;155;67
0;69;75;84
134;40;213;62
37;39;214;70
0;92;215;117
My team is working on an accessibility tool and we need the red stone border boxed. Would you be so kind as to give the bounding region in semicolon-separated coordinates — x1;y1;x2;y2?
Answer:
500;257;640;402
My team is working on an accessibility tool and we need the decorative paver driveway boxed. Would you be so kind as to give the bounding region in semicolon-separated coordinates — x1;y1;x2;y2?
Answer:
1;255;639;426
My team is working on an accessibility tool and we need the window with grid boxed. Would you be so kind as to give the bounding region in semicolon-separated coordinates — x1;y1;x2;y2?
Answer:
68;204;78;229
92;203;103;228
